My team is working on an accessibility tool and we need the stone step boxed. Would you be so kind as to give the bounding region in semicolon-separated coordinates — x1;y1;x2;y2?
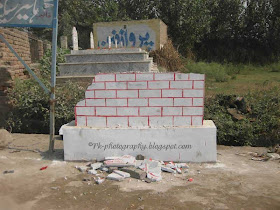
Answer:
59;61;152;76
71;48;143;55
65;52;149;63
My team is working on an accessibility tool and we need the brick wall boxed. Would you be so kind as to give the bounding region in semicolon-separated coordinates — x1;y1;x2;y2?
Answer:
75;72;205;128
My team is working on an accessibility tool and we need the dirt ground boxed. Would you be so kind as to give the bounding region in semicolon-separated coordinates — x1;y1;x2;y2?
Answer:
0;134;279;210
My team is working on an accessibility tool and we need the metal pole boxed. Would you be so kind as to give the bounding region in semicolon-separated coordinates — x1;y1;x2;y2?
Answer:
49;0;59;152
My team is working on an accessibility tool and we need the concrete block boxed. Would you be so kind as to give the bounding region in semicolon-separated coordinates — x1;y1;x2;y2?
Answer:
107;117;128;127
76;116;86;126
117;90;138;98
107;173;125;181
163;107;182;116
106;99;127;106
86;99;105;106
155;73;174;81
128;99;148;107
189;73;205;80
95;90;116;98
117;107;138;116
149;117;173;127
139;90;161;98
95;74;115;82
162;90;182;97
183;90;204;97
149;98;173;107
85;91;94;98
148;81;169;89
174;116;191;126
76;100;85;106
192;116;203;126
87;82;105;90
170;81;192;89
76;107;95;116
175;73;189;80
116;74;135;81
193;98;204;106
106;82;126;89
136;73;154;81
183;107;203;115
194;81;204;89
121;167;147;179
87;117;106;127
128;82;147;89
129;117;148;127
96;107;116;116
174;98;192;106
140;107;161;116
113;170;131;178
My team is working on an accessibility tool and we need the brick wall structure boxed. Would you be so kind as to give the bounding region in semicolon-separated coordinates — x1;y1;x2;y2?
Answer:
75;72;205;128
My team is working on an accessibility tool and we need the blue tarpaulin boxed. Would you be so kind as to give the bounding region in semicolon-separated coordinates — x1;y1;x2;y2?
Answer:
0;0;54;28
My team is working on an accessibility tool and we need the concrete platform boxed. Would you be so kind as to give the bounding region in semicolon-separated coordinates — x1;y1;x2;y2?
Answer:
62;120;217;162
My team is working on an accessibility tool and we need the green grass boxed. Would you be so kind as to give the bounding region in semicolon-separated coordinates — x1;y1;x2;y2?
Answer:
182;61;280;96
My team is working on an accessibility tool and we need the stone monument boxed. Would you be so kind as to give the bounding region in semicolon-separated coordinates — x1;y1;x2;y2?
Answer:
72;27;78;51
62;72;217;162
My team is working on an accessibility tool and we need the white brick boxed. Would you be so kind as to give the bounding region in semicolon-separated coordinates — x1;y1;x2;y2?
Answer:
128;99;148;106
117;90;138;98
116;73;135;81
140;107;161;116
136;73;154;81
170;81;192;89
76;116;86;126
149;117;173;127
117;107;138;116
106;82;126;89
106;99;127;106
189;73;204;80
192;116;203;126
86;99;105;106
174;116;191;126
96;107;116;116
183;90;204;97
95;90;116;98
148;81;169;89
129;117;148;127
163;107;182;116
174;98;192;106
87;82;105;90
76;107;95;116
107;117;128;127
162;90;182;97
139;90;161;98
155;73;174;81
194;81;204;89
85;91;94;98
128;82;147;89
87;117;106;127
76;100;85;106
175;73;189;80
149;98;173;106
183;107;203;115
193;98;204;106
95;74;115;82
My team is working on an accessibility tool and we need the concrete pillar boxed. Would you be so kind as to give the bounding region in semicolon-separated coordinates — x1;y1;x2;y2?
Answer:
90;32;94;49
108;36;111;49
60;36;68;49
72;27;78;51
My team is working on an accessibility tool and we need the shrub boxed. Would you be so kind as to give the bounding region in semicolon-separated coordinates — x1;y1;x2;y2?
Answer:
205;87;280;147
150;40;184;72
5;78;84;134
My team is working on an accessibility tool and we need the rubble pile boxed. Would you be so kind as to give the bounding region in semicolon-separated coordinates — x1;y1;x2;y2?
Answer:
75;155;191;184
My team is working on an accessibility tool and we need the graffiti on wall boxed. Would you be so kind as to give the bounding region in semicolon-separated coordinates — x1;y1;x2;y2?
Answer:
97;25;156;51
0;0;54;27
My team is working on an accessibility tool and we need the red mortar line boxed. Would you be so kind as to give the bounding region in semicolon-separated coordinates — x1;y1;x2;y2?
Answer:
75;114;203;118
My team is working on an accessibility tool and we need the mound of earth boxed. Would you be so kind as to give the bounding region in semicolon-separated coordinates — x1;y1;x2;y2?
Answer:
0;129;13;149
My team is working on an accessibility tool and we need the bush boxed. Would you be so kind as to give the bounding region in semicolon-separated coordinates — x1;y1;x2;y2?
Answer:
5;78;85;134
150;40;184;72
205;87;280;147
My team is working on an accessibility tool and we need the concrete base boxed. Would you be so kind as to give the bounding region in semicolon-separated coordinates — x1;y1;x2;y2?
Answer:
63;120;217;162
